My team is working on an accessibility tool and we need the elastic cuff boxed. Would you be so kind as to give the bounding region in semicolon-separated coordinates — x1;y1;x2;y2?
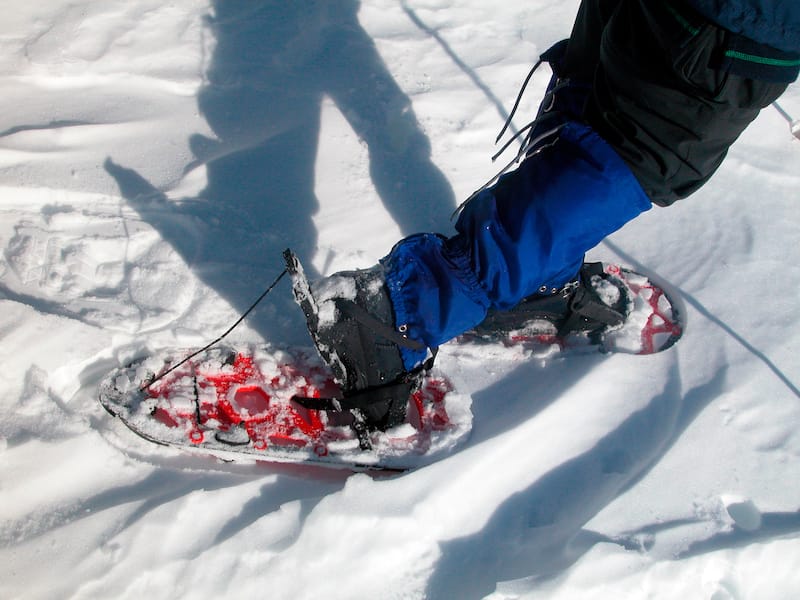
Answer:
382;233;490;369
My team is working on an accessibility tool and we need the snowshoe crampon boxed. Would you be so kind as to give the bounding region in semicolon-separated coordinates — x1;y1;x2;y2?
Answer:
99;344;472;471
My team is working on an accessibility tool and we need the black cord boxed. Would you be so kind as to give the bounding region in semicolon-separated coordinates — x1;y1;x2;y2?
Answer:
495;59;542;143
142;267;288;390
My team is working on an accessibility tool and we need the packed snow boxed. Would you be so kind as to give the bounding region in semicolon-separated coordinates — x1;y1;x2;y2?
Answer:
1;1;799;598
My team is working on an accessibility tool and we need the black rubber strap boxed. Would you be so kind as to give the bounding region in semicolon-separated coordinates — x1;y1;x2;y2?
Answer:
293;378;413;412
569;286;625;326
292;349;438;412
558;265;625;335
335;299;426;352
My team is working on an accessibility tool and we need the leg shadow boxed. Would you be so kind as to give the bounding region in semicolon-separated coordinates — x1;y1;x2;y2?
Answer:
425;359;728;599
106;1;456;344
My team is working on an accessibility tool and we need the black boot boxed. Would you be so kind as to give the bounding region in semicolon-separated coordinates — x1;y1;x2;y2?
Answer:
467;262;629;342
284;251;429;433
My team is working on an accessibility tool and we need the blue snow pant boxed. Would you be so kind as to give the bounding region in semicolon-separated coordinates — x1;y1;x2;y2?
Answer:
381;121;651;369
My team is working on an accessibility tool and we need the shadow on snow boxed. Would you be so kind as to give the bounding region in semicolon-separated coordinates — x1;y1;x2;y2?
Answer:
105;0;455;346
426;356;731;598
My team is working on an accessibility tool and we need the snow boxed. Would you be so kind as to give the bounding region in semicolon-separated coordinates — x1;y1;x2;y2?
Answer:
1;0;799;598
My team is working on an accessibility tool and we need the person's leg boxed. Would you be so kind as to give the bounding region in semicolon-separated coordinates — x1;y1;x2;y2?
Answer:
296;1;650;429
296;0;796;429
294;119;650;430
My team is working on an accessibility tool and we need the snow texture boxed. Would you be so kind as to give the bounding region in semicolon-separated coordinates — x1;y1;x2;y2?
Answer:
1;1;799;598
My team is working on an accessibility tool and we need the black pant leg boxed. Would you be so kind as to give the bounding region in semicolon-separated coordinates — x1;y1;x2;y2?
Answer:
583;0;789;205
562;0;621;82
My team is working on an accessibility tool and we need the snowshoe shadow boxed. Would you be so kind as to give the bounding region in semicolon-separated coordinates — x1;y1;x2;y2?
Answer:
105;0;455;346
426;356;729;598
460;353;606;447
3;463;347;557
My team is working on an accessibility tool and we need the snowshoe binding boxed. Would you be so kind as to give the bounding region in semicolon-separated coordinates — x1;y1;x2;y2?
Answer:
462;262;683;355
283;250;433;446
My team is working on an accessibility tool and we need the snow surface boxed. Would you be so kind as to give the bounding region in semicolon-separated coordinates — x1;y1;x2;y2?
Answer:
1;1;799;598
